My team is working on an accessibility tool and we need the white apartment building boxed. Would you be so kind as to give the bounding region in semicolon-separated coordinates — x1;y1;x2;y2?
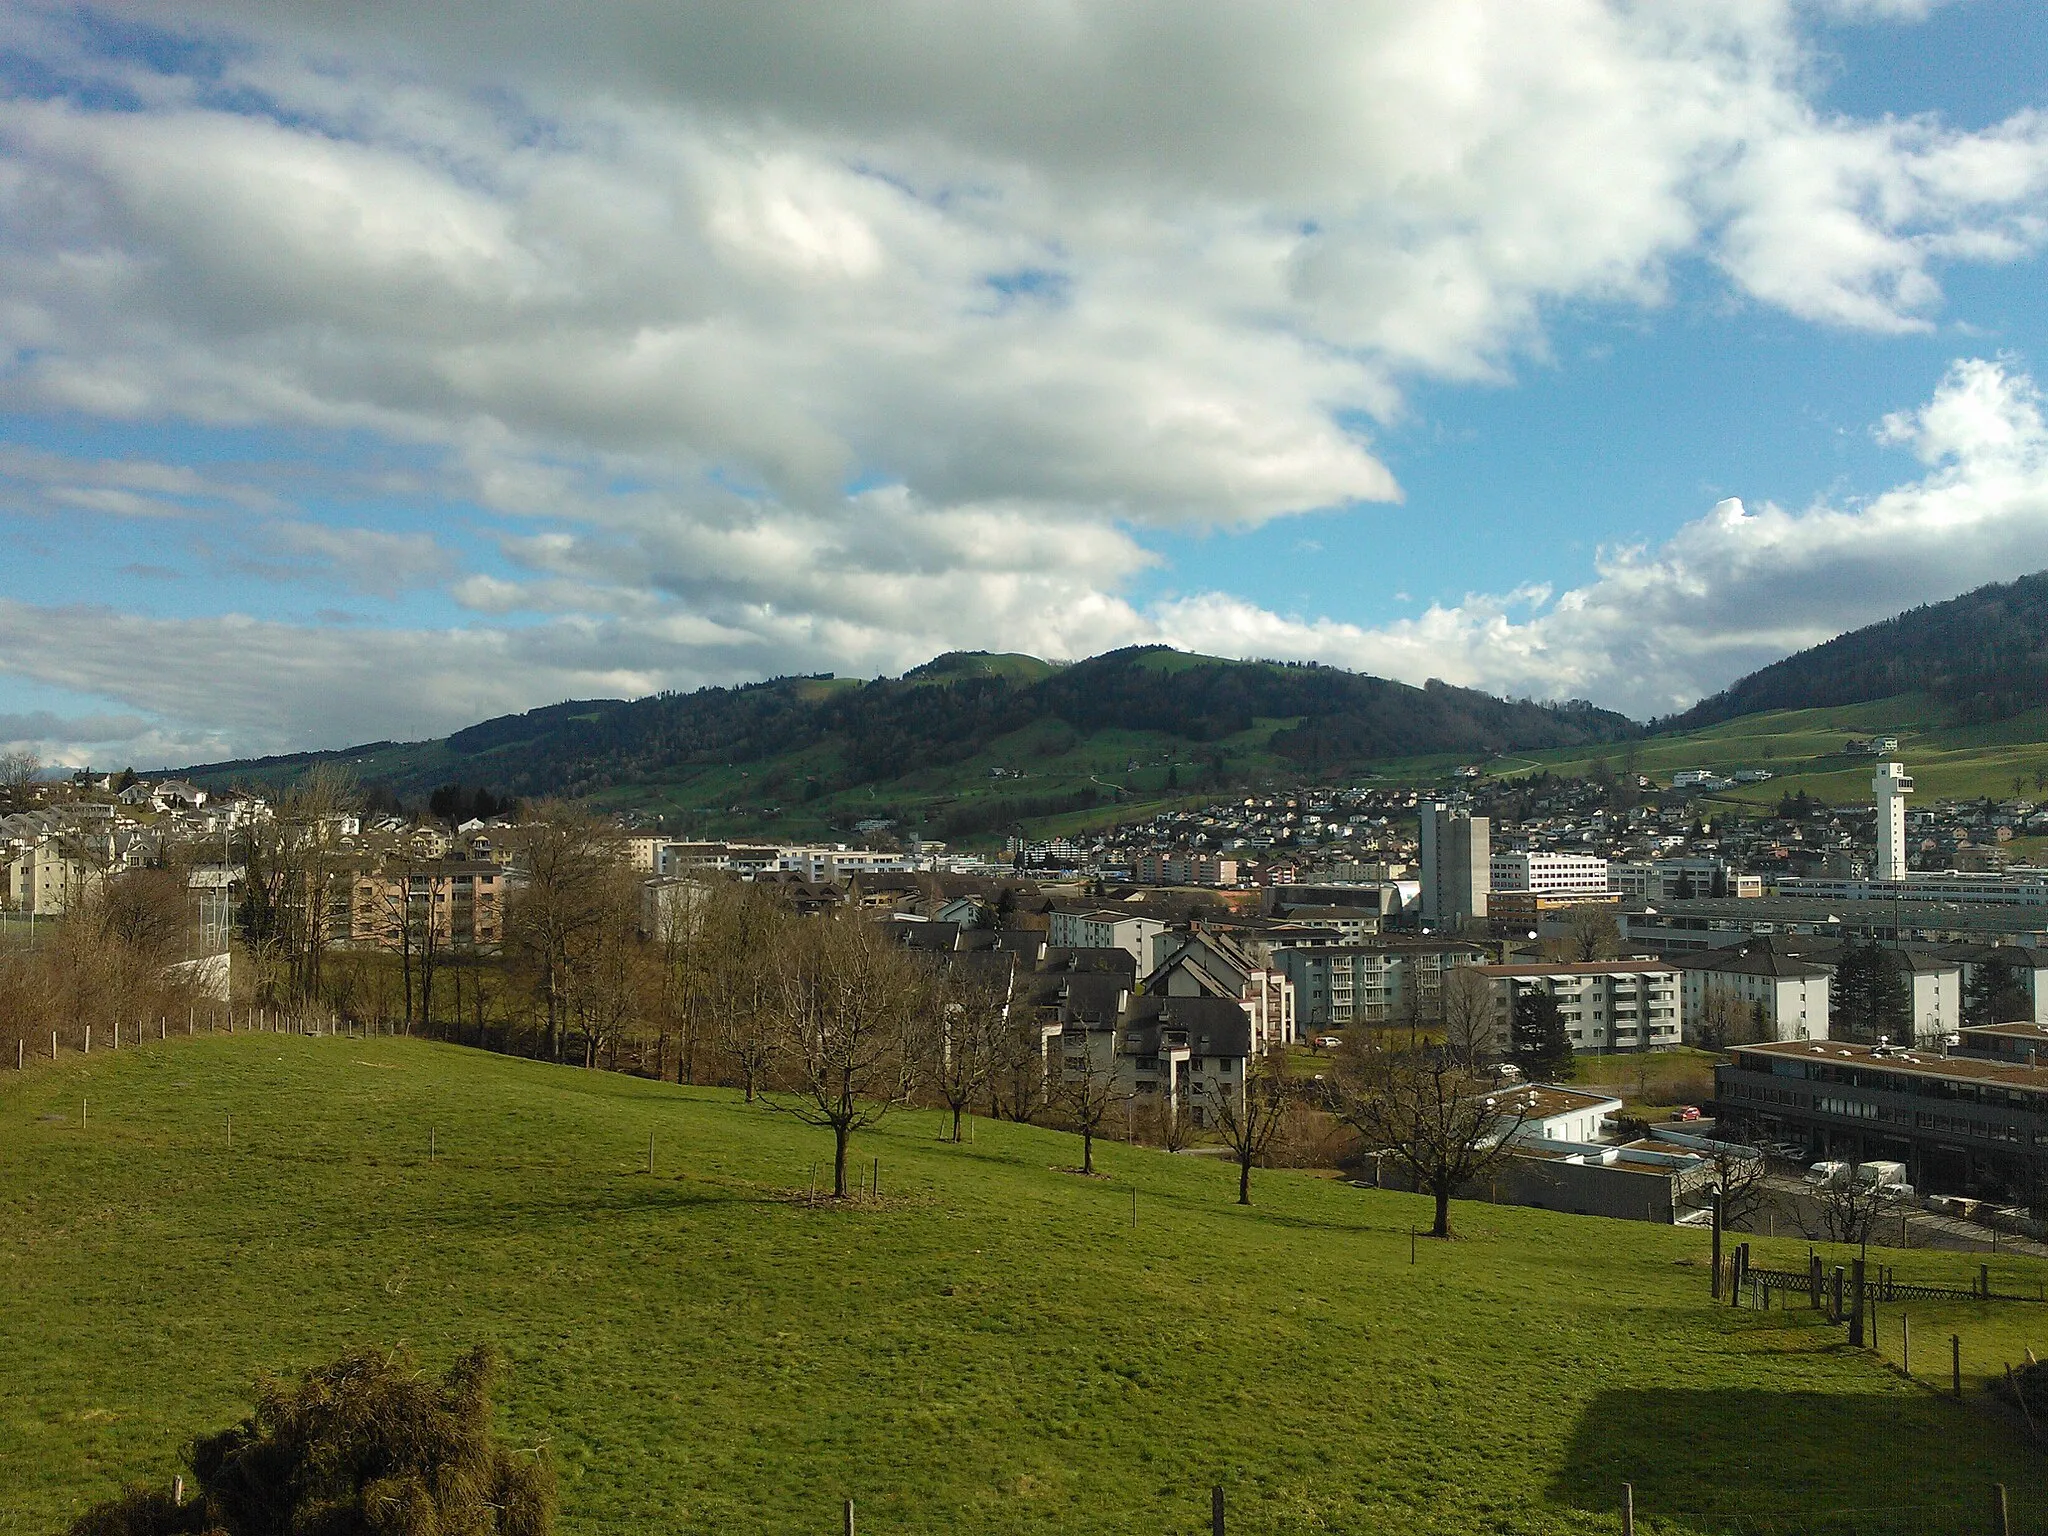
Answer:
1489;851;1609;897
1677;947;1831;1043
1611;859;1763;902
1048;908;1169;968
1476;961;1684;1055
1273;940;1489;1028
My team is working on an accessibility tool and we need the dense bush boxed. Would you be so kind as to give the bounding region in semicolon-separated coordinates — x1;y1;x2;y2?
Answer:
66;1345;553;1536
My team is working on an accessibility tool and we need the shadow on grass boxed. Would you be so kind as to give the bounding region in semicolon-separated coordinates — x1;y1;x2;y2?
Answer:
1545;1386;2046;1534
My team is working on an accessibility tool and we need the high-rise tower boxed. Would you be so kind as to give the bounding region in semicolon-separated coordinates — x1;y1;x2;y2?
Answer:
1872;761;1913;882
1419;803;1489;925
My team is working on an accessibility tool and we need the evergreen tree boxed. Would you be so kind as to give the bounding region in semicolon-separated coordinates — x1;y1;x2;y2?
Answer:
1510;988;1573;1081
1834;940;1912;1044
1964;952;2033;1028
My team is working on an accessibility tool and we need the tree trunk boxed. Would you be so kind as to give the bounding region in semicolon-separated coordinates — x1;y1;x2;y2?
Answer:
1082;1124;1094;1175
951;1103;964;1143
1238;1152;1253;1206
743;1065;756;1104
1432;1187;1452;1239
833;1123;851;1198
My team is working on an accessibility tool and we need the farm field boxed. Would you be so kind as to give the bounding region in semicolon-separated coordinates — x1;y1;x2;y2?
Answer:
4;1036;2048;1535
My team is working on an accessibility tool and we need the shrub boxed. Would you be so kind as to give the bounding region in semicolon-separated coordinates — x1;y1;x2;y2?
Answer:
67;1345;553;1536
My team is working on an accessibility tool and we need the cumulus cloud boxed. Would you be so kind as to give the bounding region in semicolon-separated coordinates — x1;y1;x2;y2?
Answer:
1147;359;2048;717
0;4;2045;758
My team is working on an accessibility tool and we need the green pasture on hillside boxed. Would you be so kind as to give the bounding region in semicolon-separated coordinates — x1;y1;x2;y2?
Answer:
4;1037;2047;1534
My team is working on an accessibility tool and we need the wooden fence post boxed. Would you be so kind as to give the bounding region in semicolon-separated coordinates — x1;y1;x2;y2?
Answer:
1902;1311;1911;1377
1830;1267;1844;1325
1622;1482;1635;1536
1711;1191;1723;1300
843;1498;854;1536
1212;1485;1224;1536
1953;1334;1963;1397
1980;1264;1991;1301
1850;1258;1867;1348
1996;1483;2010;1536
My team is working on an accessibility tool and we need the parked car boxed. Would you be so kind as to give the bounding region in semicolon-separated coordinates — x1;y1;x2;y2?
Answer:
1669;1106;1702;1122
1312;1035;1344;1051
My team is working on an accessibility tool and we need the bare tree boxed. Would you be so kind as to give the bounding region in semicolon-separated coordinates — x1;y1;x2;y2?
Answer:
1796;1165;1895;1248
1048;1022;1132;1175
1547;904;1622;963
1439;966;1497;1067
1209;1052;1293;1205
0;748;39;812
505;805;626;1061
765;913;921;1197
1331;1039;1530;1238
921;954;1016;1143
1704;1141;1772;1230
988;1004;1052;1124
567;870;647;1068
698;882;784;1100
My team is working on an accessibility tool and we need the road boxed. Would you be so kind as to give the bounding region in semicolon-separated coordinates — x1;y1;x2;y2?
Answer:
1734;1173;2048;1260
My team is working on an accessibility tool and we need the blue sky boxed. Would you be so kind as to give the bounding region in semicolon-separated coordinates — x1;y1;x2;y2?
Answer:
3;2;2048;764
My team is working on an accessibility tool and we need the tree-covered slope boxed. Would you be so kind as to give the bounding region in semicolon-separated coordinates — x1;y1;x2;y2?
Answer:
177;646;1636;808
1667;571;2048;732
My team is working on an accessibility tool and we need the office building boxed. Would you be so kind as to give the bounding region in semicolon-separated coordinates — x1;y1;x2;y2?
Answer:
1419;803;1489;926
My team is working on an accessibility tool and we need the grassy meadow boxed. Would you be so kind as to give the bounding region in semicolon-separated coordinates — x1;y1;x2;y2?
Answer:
5;1035;2048;1535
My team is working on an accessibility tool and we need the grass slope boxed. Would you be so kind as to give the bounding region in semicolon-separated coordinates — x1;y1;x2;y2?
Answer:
1431;693;2048;811
5;1038;2048;1534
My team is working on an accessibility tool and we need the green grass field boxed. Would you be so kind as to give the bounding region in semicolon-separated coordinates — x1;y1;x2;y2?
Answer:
7;1036;2048;1535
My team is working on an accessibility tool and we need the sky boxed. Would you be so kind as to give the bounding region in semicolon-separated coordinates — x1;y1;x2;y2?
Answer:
2;1;2048;767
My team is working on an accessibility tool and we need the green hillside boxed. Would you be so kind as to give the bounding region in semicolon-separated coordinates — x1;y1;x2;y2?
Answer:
168;647;1633;842
1431;693;2048;812
6;1037;2048;1534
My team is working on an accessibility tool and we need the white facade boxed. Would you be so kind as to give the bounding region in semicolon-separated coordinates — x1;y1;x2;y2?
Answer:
1490;851;1608;897
1478;962;1684;1054
1874;761;1913;883
1048;908;1168;966
1678;956;1830;1044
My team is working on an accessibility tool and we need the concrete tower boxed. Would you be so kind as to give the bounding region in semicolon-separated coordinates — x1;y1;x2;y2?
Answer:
1872;760;1913;882
1419;803;1490;925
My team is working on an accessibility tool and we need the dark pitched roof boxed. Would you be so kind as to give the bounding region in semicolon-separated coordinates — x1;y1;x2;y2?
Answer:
1120;996;1253;1058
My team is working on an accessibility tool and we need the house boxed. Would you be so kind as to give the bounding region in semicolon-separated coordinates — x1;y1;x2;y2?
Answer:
1474;961;1684;1055
150;780;208;812
1050;995;1253;1130
1140;927;1295;1051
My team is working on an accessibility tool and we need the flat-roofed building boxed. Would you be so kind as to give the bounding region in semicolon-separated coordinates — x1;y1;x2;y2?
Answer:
1715;1038;2048;1201
1475;960;1684;1055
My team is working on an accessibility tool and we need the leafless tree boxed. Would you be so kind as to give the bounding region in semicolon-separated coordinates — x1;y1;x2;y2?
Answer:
1048;1022;1132;1176
1547;904;1622;963
1331;1038;1530;1239
920;954;1016;1142
697;882;784;1100
1796;1166;1896;1248
0;748;38;811
1439;966;1497;1066
1209;1052;1294;1205
567;870;647;1068
987;1007;1052;1124
1145;1098;1196;1152
505;805;626;1061
765;913;922;1197
1704;1141;1773;1230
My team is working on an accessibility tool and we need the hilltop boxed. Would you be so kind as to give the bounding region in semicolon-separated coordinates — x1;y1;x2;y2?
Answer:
1667;571;2048;732
5;1035;2045;1534
168;646;1633;841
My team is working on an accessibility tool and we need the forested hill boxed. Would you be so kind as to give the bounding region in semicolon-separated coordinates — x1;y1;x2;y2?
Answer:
1664;572;2048;732
175;646;1635;813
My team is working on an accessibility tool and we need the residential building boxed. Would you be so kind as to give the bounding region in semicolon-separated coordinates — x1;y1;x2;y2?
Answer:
1677;945;1831;1044
1273;939;1489;1028
1047;907;1168;967
1141;928;1295;1051
1475;961;1684;1055
1051;996;1253;1130
1418;803;1488;925
349;861;506;950
4;838;106;915
1132;851;1239;887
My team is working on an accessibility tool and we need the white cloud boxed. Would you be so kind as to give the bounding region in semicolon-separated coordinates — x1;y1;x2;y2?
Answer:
1146;359;2048;716
0;4;2045;759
